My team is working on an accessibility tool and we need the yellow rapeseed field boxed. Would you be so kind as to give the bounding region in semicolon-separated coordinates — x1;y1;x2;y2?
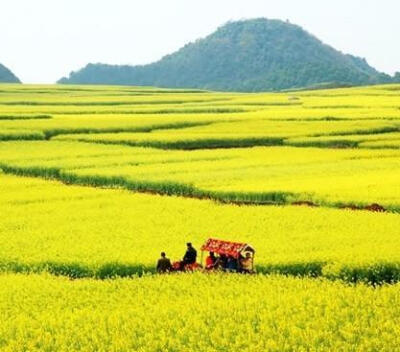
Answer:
1;141;400;209
1;84;400;350
1;172;400;281
1;273;400;352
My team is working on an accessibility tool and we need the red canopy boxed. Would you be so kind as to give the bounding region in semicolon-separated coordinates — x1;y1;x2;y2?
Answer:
200;238;255;258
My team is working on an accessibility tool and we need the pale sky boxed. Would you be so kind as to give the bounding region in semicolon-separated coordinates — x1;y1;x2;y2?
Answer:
1;0;399;83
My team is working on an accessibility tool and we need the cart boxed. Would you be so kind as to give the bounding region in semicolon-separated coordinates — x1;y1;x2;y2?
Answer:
200;238;255;272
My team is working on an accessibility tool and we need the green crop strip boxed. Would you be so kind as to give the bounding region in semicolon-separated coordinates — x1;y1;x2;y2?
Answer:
1;162;397;213
67;137;285;150
0;257;400;285
43;121;215;139
0;98;230;106
0;131;46;141
0;121;215;141
314;126;400;137
0;114;52;120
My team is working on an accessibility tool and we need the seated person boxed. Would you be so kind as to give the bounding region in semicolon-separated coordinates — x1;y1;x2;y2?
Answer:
240;252;253;273
205;251;216;270
156;252;172;273
180;242;197;270
183;242;197;264
215;254;228;271
226;256;238;272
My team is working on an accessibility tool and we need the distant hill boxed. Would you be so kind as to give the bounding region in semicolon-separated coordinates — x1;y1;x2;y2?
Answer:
58;18;394;91
0;63;20;83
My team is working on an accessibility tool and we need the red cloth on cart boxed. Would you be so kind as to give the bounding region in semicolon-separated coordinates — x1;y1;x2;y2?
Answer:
201;238;248;258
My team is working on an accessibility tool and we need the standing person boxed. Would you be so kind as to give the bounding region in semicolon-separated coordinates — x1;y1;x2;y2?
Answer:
182;242;197;269
156;252;172;273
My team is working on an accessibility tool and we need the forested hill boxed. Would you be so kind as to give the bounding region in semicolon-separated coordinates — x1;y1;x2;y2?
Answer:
0;63;20;83
58;18;395;91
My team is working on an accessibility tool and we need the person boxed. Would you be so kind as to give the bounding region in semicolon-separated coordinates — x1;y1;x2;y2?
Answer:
205;252;216;270
215;254;227;271
156;252;172;273
178;242;197;270
240;252;253;273
226;256;238;272
183;242;197;265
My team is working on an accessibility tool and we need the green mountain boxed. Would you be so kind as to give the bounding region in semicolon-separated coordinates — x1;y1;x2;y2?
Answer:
0;63;20;83
58;18;394;91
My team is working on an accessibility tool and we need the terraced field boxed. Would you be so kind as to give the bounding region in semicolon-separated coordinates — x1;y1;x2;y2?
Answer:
2;173;400;282
1;84;400;350
1;273;400;352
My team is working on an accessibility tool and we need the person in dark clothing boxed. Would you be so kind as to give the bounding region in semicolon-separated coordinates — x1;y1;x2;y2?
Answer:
156;252;172;273
214;254;228;270
182;242;197;267
226;256;238;272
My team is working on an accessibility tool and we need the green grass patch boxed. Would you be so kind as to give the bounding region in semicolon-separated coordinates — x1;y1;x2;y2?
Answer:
45;121;214;139
0;258;399;284
74;137;285;150
0;130;46;141
115;107;247;114
0;114;52;120
285;139;359;149
0;99;229;106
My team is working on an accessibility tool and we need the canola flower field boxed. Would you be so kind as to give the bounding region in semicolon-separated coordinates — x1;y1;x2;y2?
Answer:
1;273;400;352
1;84;400;350
1;173;400;282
